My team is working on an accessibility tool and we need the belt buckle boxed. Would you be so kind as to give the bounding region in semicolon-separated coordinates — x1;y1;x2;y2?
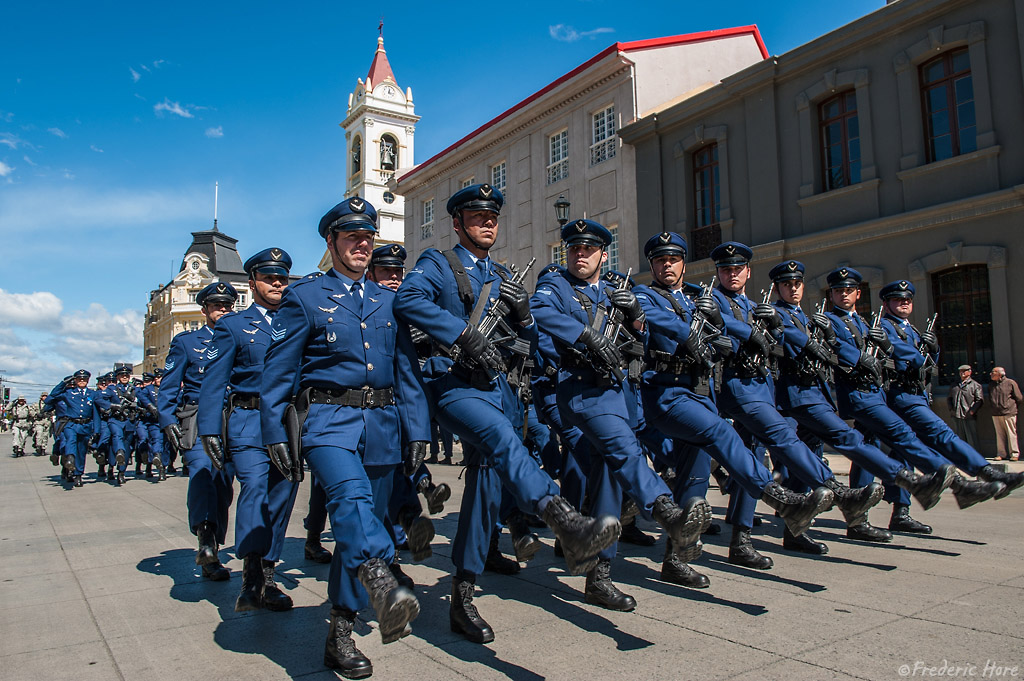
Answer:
362;389;377;409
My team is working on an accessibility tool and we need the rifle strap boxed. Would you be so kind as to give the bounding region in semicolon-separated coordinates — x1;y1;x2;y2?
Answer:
468;281;495;327
840;315;866;351
441;249;475;315
571;288;596;326
648;283;687;319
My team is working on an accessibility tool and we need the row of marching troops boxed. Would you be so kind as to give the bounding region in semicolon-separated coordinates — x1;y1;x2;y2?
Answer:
40;183;1024;680
8;394;55;457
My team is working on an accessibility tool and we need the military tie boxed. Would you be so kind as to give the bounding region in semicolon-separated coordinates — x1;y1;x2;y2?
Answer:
351;281;363;305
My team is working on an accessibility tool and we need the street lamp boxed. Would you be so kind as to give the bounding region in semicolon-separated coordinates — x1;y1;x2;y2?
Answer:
553;195;571;226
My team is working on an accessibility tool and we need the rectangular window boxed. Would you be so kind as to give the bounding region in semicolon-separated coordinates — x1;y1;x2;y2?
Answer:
920;47;976;163
236;293;247;309
547;129;569;185
691;143;722;260
421;198;434;240
590;106;617;166
550;243;566;267
188;291;198;303
461;177;474;189
601;225;619;275
189;321;200;331
819;91;861;191
490;161;507;191
931;264;992;385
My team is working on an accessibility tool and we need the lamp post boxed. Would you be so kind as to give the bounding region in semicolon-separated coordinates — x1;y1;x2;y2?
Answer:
553;194;571;226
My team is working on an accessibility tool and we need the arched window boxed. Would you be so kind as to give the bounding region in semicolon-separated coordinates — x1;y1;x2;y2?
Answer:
351;136;362;175
819;91;861;191
920;47;976;163
380;134;398;171
931;264;993;384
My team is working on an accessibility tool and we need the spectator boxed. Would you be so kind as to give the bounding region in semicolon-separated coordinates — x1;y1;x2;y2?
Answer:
988;367;1022;461
947;364;983;450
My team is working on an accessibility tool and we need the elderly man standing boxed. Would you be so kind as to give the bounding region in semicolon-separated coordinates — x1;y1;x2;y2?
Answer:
989;367;1022;461
947;365;983;451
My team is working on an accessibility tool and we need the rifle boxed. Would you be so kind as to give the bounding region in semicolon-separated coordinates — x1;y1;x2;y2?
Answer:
918;313;939;400
738;286;776;378
688;276;723;370
594;267;634;382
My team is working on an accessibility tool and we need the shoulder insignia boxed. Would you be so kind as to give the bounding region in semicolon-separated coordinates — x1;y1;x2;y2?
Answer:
206;347;219;359
271;327;286;342
318;305;338;313
164;360;175;371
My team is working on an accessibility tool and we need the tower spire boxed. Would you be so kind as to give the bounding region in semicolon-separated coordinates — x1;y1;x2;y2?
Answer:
213;181;219;232
367;31;397;88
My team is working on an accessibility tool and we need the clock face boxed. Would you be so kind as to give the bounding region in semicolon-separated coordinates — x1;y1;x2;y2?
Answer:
383;191;395;204
380;85;397;99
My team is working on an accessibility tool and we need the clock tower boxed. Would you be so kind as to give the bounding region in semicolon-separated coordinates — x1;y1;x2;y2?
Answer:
339;35;419;246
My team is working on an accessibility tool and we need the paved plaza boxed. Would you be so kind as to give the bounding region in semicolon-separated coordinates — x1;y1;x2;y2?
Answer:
1;432;1021;681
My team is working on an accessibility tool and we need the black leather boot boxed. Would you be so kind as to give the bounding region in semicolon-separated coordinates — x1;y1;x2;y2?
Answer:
506;512;542;564
618;517;656;546
389;559;415;589
73;475;83;488
889;504;932;534
358;557;419;644
951;474;1005;509
846;520;893;542
324;607;372;679
760;482;833;537
195;521;219;566
145;462;154;478
661;544;710;588
484;529;520;575
584;558;636;611
894;465;954;510
652;495;710;559
825;479;883;523
116;470;125;486
135;461;142;477
49;451;59;466
201;562;230;581
783;526;829;554
541;495;620;575
978;465;1024;497
235;553;264;612
450;576;494;643
398;508;435;562
115;450;125;469
156;459;167;481
728;526;773;570
261;560;293;611
416;478;451;515
105;466;114;481
305;529;333;563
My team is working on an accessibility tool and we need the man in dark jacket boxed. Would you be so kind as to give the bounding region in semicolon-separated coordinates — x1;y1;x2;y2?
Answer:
989;367;1022;461
948;364;983;450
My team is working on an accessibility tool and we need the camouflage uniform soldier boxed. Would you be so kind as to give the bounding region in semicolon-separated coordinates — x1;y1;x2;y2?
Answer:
30;394;52;456
10;397;31;457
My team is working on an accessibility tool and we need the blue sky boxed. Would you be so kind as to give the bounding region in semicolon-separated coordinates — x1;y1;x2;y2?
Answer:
0;0;884;396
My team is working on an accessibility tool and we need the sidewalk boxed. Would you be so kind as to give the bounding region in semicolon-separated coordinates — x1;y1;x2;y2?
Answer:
0;432;1021;681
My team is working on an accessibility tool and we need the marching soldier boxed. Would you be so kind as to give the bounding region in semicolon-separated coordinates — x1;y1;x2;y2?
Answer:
260;197;426;677
137;370;167;480
31;393;52;457
46;370;100;487
157;281;238;581
10;396;31;457
198;247;299;613
394;184;620;643
95;366;139;485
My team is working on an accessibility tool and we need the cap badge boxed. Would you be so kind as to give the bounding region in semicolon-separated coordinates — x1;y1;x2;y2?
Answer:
839;268;848;278
899;281;909;289
390;245;401;255
349;198;365;213
575;220;587;233
271;249;282;259
659;232;671;244
216;283;227;293
725;245;735;255
788;261;797;271
479;184;493;199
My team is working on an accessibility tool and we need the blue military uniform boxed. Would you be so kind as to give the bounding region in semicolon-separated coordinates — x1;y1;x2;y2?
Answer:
94;367;139;482
157;281;237;574
46;369;100;486
136;371;167;476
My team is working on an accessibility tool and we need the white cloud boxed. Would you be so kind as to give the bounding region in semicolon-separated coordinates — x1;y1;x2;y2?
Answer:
0;289;63;329
48;127;67;139
205;126;223;138
130;67;141;82
154;98;195;119
0;111;13;123
549;24;614;42
1;132;29;149
22;155;35;166
0;160;13;177
90;145;104;153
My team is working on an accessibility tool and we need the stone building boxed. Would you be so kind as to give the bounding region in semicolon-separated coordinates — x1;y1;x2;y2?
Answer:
393;27;769;284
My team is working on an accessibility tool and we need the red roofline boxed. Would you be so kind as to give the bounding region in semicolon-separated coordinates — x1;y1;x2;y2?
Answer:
399;25;767;184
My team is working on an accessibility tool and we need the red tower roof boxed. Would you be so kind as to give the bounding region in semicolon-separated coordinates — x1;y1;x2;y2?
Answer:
366;36;397;87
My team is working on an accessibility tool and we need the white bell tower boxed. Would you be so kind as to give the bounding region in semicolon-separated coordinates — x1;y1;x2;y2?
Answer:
340;33;419;245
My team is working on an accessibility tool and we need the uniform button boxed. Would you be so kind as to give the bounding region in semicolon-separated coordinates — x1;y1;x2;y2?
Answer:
386;322;392;327
328;317;333;322
250;339;255;343
361;323;367;329
367;363;374;371
364;342;370;349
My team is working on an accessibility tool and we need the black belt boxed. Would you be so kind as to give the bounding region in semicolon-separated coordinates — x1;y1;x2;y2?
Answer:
308;386;394;409
68;417;91;424
232;394;261;410
448;364;495;390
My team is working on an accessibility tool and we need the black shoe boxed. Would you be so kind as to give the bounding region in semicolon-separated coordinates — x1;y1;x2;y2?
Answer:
978;465;1024;497
105;467;114;481
135;463;143;477
156;460;167;481
359;558;419;644
450;577;494;644
542;496;620;575
389;561;415;590
167;465;178;475
553;539;563;558
760;482;833;537
261;560;293;611
305;535;333;564
889;504;932;534
895;465;954;511
115;450;125;468
660;545;710;588
195;521;219;566
702;522;722;536
201;562;230;581
116;471;125;486
618;519;657;546
417;480;451;516
506;512;542;564
728;526;773;570
711;466;730;493
846;521;893;542
235;553;264;612
951;475;1005;509
440;456;453;465
484;530;520;575
783;526;829;554
181;465;189;476
424;455;439;465
324;607;373;679
73;475;83;488
825;479;883;523
584;559;636;612
652;495;711;557
398;510;435;562
49;452;59;466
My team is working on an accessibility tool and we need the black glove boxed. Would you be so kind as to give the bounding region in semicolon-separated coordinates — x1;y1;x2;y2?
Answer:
163;424;183;452
803;338;833;365
498;280;532;325
404;441;428;477
710;335;734;358
609;289;645;325
920;329;939;354
685;325;714;369
455;325;503;373
268;442;304;483
746;327;772;358
578;325;623;371
856;351;883;385
809;312;837;343
694;296;724;327
202;435;226;470
754;303;782;329
88;433;100;448
145;403;159;419
866;327;893;355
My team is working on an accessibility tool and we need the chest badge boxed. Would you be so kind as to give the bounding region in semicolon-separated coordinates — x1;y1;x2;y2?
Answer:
326;331;337;343
319;305;338;313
